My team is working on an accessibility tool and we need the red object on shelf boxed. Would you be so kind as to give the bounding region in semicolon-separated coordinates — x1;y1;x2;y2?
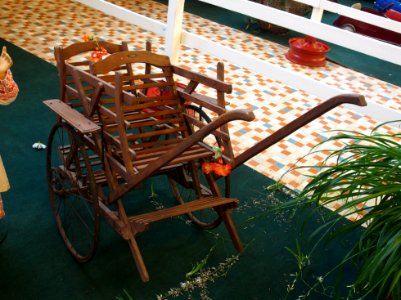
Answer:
285;36;330;67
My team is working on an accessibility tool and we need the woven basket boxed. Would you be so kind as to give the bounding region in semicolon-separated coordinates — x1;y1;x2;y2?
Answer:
256;0;311;34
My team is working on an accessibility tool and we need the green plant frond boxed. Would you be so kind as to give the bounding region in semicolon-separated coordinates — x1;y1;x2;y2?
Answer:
301;164;401;205
388;268;401;298
305;133;401;166
350;215;401;298
363;244;399;278
332;149;400;164
116;289;134;300
326;218;368;241
371;119;401;132
281;121;401;299
329;131;400;145
309;219;357;244
374;228;401;257
306;186;383;208
185;246;215;278
186;258;208;278
368;260;401;299
306;216;342;242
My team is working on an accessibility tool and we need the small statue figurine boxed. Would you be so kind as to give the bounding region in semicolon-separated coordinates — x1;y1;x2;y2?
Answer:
0;46;19;105
0;155;10;219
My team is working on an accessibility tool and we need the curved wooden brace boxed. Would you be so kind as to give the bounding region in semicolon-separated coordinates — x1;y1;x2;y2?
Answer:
90;51;172;75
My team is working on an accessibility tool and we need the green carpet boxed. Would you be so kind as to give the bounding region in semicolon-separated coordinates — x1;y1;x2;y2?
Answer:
0;39;363;300
155;0;400;87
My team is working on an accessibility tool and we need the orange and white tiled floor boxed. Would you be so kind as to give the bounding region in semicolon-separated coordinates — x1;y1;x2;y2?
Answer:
1;0;400;219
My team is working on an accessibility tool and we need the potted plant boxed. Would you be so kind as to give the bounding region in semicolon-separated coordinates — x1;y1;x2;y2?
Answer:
288;121;401;299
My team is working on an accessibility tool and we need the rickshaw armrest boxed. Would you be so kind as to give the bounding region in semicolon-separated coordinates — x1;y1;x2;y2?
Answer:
43;99;101;134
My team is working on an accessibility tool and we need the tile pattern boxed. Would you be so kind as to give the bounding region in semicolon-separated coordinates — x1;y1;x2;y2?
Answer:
1;0;400;219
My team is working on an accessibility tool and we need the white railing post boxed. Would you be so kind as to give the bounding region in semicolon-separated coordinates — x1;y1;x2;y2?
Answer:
165;0;186;64
310;0;324;21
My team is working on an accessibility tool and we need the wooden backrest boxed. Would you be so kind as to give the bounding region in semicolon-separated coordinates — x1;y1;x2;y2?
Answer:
68;51;191;180
54;40;131;111
91;46;237;163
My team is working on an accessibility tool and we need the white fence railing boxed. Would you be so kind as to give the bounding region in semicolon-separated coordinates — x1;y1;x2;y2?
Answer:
200;0;401;65
76;0;401;123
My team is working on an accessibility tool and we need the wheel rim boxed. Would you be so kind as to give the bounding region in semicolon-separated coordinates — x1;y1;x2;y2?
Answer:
341;24;355;32
47;123;99;262
168;162;223;230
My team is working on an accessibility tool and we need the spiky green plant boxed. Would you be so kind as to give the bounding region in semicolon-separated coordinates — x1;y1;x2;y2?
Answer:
295;122;401;299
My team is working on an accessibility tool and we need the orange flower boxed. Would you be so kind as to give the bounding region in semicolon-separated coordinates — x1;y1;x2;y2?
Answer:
213;163;232;177
82;32;109;62
146;87;161;97
83;33;90;42
202;162;216;174
90;49;108;62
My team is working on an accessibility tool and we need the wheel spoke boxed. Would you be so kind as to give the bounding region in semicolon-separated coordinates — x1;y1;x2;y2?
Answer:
47;123;99;262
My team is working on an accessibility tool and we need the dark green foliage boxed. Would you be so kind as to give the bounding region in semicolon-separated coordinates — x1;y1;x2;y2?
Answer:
297;122;401;299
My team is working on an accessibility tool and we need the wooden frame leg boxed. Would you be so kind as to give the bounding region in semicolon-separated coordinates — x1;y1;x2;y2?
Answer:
116;199;150;282
127;235;149;282
221;208;244;252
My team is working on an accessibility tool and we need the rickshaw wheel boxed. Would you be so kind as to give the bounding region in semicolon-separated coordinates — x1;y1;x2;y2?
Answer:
168;162;223;230
46;122;100;263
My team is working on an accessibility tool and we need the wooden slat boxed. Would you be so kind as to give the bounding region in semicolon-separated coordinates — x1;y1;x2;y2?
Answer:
120;72;173;82
128;197;239;224
172;65;232;93
128;137;182;150
121;99;178;111
123;79;174;91
68;61;90;67
124;108;182;121
134;144;204;161
126;94;176;103
127;116;182;129
133;146;213;171
178;90;226;115
126;125;186;141
93;169;108;185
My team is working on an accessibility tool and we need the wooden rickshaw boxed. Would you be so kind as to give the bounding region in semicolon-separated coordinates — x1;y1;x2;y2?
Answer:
44;42;367;282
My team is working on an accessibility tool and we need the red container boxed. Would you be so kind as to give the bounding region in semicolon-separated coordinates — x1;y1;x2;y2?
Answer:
285;36;330;67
